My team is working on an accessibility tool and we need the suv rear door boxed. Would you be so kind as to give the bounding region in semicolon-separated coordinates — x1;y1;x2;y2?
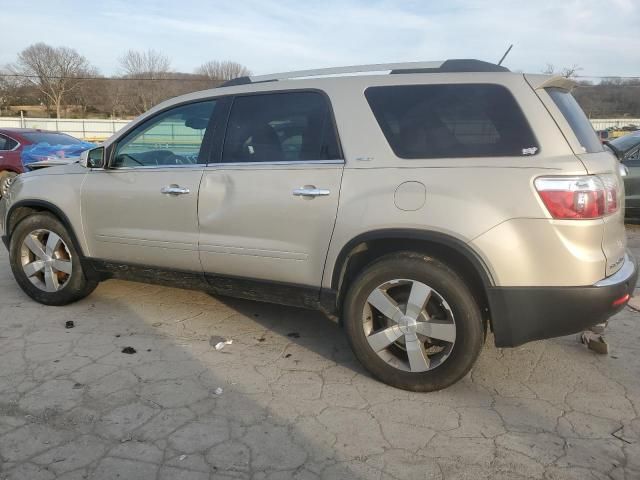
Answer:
198;90;343;289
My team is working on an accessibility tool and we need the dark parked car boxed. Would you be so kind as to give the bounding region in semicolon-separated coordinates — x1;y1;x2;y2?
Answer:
608;132;640;221
0;128;92;196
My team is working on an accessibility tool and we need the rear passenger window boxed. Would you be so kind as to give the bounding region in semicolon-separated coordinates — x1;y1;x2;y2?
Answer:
0;135;17;151
365;84;539;159
222;92;341;163
546;88;603;154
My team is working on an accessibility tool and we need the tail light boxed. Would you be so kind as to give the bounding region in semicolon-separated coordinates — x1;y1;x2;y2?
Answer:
534;175;620;219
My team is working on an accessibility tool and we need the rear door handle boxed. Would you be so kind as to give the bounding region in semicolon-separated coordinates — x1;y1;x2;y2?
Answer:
161;185;190;195
292;187;330;197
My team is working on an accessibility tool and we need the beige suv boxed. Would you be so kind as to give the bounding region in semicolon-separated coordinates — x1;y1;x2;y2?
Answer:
1;59;636;391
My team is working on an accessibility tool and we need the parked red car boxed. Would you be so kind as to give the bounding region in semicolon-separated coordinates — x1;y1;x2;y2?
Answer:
0;128;88;196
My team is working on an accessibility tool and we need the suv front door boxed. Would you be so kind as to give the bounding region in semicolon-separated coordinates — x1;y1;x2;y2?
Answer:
82;100;217;271
199;91;343;288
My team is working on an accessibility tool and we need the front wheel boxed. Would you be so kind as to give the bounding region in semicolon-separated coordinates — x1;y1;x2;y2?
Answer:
9;213;98;305
342;252;484;392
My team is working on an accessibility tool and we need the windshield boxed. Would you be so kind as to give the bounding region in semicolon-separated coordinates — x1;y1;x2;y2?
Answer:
610;132;640;154
23;132;81;145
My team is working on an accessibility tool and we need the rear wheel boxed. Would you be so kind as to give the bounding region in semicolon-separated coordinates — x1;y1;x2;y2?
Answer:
9;213;98;305
342;252;484;391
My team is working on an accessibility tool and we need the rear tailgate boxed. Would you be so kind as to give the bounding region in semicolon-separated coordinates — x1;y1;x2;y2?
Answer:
526;74;627;278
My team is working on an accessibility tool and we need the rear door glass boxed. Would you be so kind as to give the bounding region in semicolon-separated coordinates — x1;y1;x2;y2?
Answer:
365;84;539;159
546;88;602;154
221;92;341;163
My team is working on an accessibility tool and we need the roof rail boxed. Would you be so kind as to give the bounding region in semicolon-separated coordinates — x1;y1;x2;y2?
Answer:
219;59;508;87
249;60;445;82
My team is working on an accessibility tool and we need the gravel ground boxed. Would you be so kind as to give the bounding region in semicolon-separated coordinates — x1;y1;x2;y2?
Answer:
0;229;639;479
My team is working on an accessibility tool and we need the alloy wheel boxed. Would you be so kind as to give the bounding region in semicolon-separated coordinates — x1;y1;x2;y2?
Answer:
20;229;73;292
362;279;457;372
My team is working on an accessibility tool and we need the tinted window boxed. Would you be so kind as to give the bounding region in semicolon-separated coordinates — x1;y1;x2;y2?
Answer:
113;100;216;168
365;84;539;159
23;132;80;145
222;92;340;163
0;134;18;151
547;88;602;154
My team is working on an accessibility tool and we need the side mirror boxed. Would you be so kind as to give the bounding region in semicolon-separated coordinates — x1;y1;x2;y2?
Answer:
81;147;105;169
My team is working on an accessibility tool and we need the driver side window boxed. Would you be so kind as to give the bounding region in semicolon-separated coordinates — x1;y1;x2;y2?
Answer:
112;100;216;168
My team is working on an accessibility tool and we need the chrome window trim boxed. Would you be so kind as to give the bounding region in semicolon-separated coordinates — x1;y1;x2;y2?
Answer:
0;134;21;152
107;163;204;171
206;159;344;168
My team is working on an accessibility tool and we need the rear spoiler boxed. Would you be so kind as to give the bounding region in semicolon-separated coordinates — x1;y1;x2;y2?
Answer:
524;74;577;91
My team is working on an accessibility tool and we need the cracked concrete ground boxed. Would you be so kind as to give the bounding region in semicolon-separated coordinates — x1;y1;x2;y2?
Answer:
1;230;639;480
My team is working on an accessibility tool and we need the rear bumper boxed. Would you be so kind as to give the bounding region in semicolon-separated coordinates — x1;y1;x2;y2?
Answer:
489;251;638;347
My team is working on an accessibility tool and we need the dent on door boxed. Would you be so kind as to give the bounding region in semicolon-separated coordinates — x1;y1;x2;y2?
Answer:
197;164;343;286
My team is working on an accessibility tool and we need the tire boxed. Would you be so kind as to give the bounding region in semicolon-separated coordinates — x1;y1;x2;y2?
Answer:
342;251;484;392
0;171;17;198
9;212;98;305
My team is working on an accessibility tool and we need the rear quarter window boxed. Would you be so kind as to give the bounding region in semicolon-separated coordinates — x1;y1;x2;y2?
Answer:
546;88;603;154
365;84;539;159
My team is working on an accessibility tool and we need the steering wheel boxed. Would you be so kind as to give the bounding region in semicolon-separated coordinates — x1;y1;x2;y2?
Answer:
116;153;145;167
153;149;191;165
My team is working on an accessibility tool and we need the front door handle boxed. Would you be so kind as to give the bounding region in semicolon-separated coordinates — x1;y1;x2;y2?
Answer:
292;186;330;198
161;184;190;195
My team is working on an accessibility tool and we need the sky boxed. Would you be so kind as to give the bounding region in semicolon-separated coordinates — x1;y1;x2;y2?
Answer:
1;0;639;78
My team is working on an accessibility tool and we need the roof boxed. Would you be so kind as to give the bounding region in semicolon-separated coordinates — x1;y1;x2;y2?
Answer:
0;128;58;134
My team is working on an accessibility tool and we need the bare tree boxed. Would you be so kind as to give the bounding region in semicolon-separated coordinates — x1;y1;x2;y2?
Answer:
542;63;582;78
195;60;251;85
119;49;171;78
118;49;172;114
0;69;25;115
9;43;94;118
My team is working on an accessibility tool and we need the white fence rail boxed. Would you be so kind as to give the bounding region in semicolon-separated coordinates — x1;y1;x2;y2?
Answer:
0;117;131;141
589;118;640;131
1;116;639;142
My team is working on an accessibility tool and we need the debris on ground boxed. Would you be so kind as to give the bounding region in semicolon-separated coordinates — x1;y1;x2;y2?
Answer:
209;335;233;350
65;321;75;329
257;337;266;342
72;383;83;389
580;331;609;354
287;332;300;338
152;322;162;327
121;347;137;355
179;454;187;460
213;387;223;395
285;353;292;358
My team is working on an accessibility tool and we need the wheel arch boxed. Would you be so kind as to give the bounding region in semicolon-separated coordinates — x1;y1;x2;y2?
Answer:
6;200;86;258
330;229;495;325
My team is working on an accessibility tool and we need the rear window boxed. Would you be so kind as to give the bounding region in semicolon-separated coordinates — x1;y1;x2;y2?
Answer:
546;88;602;154
365;84;539;159
23;132;81;145
610;132;640;154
